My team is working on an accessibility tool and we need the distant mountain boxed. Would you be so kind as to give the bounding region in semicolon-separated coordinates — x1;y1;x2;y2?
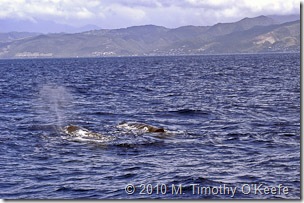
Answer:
0;15;299;59
268;14;300;24
205;15;276;37
0;32;40;43
0;18;100;34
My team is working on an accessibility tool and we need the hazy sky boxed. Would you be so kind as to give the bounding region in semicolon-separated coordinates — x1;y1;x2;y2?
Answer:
0;0;300;29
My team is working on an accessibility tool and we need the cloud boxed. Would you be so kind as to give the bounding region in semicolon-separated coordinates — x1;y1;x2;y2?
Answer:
0;0;96;21
0;0;300;28
103;4;146;21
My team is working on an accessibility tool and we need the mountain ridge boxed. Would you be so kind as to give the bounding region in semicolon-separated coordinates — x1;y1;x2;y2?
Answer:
0;15;300;59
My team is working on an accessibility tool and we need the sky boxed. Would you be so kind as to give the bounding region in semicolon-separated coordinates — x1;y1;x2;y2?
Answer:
0;0;300;30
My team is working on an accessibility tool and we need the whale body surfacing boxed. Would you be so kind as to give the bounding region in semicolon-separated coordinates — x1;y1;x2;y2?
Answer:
63;125;112;141
117;122;165;133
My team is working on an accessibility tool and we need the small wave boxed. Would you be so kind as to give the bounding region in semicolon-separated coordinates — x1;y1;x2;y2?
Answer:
90;111;115;116
61;135;115;144
164;109;210;116
176;109;205;114
28;124;60;132
113;136;165;148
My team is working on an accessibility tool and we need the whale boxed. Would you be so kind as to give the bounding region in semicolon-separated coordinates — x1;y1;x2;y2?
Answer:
117;122;165;133
62;125;113;141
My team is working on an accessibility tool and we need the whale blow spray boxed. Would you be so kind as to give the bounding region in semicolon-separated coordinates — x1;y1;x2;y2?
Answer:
38;84;73;129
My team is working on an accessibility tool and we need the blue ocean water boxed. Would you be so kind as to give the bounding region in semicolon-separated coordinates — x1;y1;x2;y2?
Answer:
0;54;300;199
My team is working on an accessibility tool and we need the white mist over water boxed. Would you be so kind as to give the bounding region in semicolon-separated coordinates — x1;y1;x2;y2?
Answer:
37;84;73;130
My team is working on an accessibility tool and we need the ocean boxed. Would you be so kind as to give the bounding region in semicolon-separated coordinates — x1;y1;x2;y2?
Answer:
0;53;300;199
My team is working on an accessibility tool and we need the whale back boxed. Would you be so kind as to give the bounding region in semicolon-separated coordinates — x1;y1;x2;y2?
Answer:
63;125;103;138
118;122;165;133
65;125;80;134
